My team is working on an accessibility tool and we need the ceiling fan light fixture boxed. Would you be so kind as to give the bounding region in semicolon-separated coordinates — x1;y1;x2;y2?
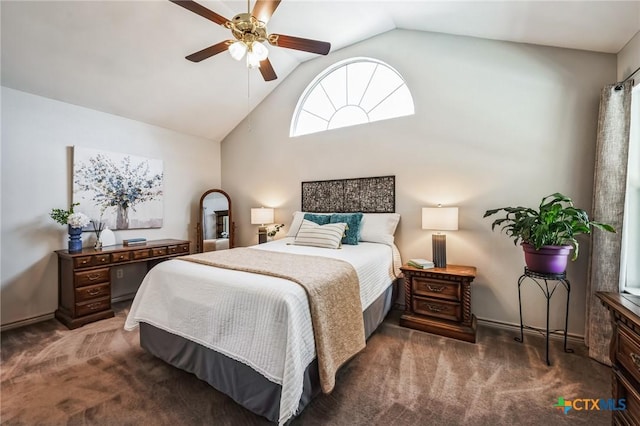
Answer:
251;41;269;61
246;41;268;68
228;41;247;61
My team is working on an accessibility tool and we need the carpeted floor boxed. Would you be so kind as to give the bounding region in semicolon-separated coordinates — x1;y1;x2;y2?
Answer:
1;302;612;425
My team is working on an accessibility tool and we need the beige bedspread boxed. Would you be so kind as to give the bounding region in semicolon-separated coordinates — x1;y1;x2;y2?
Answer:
178;248;365;393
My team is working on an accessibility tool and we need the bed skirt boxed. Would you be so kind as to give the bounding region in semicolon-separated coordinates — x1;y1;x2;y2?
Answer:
139;283;395;423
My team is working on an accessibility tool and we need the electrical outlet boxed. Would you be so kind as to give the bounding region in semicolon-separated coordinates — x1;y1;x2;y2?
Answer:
116;268;124;279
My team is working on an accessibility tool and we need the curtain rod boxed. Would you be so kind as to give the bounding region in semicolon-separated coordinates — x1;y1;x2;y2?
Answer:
615;65;639;90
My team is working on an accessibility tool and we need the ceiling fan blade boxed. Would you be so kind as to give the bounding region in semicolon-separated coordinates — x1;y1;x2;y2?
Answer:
252;0;281;24
259;58;277;81
268;34;331;55
185;41;232;62
169;0;230;26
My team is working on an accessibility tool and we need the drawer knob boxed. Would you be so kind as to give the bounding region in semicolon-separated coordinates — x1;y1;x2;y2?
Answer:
87;274;101;281
86;302;102;311
427;285;445;292
87;289;101;296
630;352;640;370
426;304;446;313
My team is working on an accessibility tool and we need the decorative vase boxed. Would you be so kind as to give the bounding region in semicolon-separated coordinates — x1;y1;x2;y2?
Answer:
100;227;116;247
68;225;83;253
522;243;573;274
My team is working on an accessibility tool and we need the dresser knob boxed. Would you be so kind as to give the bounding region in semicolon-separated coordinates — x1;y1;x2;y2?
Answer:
427;285;445;292
87;289;101;296
87;274;101;281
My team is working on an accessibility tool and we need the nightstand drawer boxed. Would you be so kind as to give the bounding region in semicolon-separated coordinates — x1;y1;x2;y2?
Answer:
413;297;461;322
75;297;110;317
617;322;640;385
413;277;461;302
74;268;110;287
75;282;110;303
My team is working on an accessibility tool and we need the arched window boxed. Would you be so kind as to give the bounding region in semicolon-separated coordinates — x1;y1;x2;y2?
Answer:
290;57;415;137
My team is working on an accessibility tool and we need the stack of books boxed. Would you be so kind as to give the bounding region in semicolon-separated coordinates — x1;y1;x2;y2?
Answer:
123;238;147;247
408;258;435;269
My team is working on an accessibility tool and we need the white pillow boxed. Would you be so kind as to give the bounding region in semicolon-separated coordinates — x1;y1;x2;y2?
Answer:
359;213;401;244
293;220;346;249
286;211;331;237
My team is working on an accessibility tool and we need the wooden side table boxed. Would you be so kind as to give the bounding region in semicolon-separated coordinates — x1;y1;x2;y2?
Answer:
400;264;477;343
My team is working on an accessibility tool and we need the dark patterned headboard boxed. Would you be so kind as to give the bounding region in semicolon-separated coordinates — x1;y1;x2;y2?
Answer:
301;176;395;213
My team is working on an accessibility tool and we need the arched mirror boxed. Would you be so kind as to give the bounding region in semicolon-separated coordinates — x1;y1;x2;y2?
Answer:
197;189;233;253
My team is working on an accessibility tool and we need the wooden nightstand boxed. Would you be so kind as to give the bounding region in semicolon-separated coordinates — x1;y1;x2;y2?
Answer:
400;264;477;343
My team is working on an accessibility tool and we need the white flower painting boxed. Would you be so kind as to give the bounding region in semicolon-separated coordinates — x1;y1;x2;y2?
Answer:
73;147;164;230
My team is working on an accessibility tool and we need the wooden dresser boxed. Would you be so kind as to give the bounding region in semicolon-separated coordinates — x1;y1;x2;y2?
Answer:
55;239;190;329
597;292;640;424
400;264;477;343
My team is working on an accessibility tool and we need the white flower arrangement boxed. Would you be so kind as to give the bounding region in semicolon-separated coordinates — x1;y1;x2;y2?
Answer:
67;212;90;229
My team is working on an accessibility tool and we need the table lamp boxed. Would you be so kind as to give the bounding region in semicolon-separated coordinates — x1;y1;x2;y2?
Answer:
422;205;459;268
251;207;274;244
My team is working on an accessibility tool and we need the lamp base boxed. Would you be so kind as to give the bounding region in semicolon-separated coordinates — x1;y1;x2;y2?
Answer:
432;234;447;268
258;226;267;244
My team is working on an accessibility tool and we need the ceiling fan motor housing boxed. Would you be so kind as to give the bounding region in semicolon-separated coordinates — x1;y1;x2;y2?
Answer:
228;13;267;43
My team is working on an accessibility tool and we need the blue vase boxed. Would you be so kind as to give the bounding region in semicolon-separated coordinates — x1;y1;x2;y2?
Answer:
68;225;83;253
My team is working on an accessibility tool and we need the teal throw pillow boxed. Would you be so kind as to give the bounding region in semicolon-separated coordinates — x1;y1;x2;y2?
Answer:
303;213;331;226
330;213;363;245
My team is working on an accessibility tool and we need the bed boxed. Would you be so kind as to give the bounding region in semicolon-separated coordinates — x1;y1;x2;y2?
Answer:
125;176;401;424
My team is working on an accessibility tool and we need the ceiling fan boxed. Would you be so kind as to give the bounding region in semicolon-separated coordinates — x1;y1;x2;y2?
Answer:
170;0;331;81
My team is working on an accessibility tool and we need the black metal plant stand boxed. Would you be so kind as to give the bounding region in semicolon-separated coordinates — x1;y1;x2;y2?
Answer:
515;267;573;366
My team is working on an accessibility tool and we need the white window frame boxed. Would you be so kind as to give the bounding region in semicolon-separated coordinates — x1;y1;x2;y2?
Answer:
290;57;414;137
622;84;640;294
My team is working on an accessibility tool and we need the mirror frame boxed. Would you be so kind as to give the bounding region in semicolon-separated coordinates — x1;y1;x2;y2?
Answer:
197;189;234;253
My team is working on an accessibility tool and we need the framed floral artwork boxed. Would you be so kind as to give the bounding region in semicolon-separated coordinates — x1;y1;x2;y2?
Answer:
73;146;164;230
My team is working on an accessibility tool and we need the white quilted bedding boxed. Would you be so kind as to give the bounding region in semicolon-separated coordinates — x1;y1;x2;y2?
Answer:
124;238;400;425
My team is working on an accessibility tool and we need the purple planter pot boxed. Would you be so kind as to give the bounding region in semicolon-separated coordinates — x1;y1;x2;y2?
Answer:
522;242;573;274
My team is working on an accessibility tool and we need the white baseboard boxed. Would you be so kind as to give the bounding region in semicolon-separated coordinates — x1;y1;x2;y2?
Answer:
1;313;55;332
477;317;585;344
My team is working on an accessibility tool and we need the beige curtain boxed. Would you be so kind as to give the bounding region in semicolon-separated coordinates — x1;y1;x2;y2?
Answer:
585;80;634;364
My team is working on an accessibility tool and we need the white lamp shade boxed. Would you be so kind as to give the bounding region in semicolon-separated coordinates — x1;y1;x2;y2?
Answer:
228;41;247;61
251;41;269;61
422;207;459;231
251;207;274;225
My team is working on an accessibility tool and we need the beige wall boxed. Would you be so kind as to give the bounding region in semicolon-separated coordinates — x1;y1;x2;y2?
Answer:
221;29;616;336
618;30;640;85
0;87;221;326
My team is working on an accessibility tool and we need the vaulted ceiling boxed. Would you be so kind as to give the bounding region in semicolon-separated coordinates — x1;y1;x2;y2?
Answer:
2;1;639;142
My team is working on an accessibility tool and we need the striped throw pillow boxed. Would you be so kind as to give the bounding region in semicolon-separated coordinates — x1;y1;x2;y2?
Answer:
293;219;346;249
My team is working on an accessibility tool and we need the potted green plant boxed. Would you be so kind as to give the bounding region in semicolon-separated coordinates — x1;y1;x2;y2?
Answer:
483;192;615;274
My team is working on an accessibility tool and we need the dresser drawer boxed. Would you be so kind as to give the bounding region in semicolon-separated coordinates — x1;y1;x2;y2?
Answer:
151;247;168;257
75;282;110;303
132;248;150;260
413;277;461;302
73;253;111;269
168;244;190;255
413;297;461;322
111;251;131;263
614;368;640;425
74;268;110;287
75;297;110;317
617;322;640;386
